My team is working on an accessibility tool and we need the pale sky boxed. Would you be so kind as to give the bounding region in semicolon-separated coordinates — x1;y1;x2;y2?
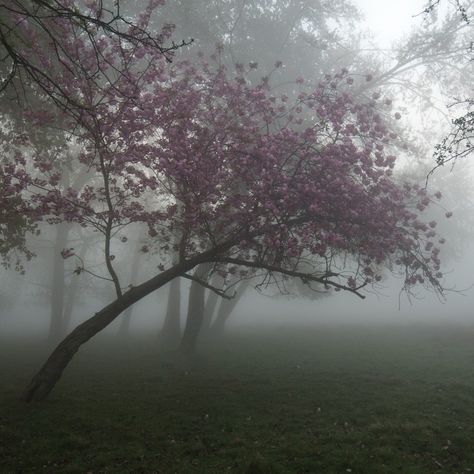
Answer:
354;0;426;48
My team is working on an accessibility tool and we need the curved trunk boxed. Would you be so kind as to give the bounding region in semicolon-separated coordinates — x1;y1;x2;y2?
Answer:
22;261;196;402
23;296;131;402
179;263;212;354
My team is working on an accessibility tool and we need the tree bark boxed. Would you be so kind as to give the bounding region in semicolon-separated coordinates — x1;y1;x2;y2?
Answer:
210;280;249;335
179;263;212;354
158;276;181;347
22;261;197;402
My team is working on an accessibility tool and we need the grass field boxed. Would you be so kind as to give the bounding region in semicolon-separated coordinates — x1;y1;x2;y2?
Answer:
1;323;474;473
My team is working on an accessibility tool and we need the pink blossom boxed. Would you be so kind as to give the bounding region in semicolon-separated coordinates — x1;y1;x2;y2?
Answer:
6;7;446;304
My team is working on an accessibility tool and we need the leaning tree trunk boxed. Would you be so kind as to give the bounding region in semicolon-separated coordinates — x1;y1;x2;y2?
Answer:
211;280;249;335
23;296;132;402
117;303;134;338
22;261;196;402
179;263;212;354
49;223;70;344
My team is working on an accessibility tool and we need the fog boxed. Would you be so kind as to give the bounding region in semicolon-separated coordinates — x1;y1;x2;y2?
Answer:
0;0;473;400
1;0;474;340
3;2;474;471
3;231;474;338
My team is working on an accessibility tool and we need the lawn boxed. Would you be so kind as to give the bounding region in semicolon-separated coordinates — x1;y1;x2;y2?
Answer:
1;323;474;473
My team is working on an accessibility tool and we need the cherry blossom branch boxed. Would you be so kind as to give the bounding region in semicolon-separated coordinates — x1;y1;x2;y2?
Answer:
0;0;191;107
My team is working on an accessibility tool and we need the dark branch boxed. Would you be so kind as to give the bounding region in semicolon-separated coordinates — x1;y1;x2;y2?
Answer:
181;273;235;300
211;257;367;299
0;0;192;107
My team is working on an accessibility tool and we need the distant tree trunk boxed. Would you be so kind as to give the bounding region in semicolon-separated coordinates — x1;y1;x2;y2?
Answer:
179;263;212;354
118;241;141;338
158;277;182;347
49;224;70;344
49;169;90;341
158;199;183;347
61;241;88;333
211;280;249;335
201;272;224;332
62;274;79;334
22;261;196;402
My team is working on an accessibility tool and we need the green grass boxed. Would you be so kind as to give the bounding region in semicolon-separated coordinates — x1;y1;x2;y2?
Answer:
1;323;474;473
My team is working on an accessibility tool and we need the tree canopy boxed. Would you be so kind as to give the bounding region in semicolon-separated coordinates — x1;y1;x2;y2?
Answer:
0;0;450;401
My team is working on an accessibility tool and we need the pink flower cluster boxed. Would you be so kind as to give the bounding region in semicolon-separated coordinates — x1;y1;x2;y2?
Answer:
4;1;448;295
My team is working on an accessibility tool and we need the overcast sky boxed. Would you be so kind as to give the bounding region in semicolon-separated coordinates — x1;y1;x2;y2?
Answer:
354;0;426;48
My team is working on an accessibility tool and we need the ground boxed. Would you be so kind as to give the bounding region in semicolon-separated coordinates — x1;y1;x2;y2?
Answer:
1;323;474;473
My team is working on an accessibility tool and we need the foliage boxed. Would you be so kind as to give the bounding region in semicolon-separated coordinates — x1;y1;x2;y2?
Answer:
0;0;185;105
0;0;449;298
0;1;456;400
0;156;37;272
0;0;185;268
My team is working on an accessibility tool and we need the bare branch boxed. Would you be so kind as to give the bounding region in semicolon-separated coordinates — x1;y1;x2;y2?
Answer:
212;257;367;299
181;273;235;300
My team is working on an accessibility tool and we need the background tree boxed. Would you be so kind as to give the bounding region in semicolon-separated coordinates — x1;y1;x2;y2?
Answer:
156;0;364;346
117;230;144;338
412;1;474;169
0;1;449;403
157;0;474;348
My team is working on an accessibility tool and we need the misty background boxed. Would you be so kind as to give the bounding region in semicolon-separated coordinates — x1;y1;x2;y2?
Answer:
1;0;474;339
